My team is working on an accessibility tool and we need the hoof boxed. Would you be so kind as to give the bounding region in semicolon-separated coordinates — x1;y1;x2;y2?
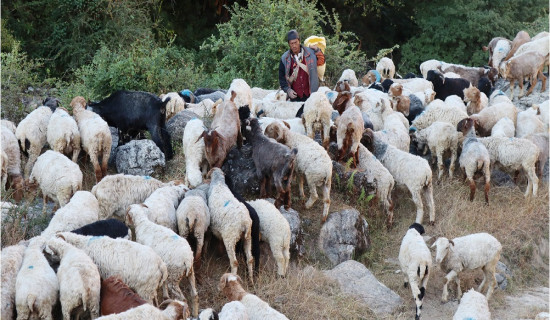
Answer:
429;221;435;226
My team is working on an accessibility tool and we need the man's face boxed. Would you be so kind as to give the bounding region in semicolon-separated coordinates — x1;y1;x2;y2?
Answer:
289;39;300;55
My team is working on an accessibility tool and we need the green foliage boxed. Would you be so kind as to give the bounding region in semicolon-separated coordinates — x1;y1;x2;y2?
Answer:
73;39;206;100
399;0;549;73
1;19;18;53
200;0;374;88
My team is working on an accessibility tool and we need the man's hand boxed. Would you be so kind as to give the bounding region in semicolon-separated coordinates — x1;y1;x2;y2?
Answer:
287;89;297;99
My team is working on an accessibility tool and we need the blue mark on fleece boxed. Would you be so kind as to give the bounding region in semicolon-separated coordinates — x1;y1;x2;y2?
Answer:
171;235;179;240
28;265;34;269
382;130;387;134
143;176;151;180
180;89;192;97
224;200;230;207
372;70;381;82
88;236;103;245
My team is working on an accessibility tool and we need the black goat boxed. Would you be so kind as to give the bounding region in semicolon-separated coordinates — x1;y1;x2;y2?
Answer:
72;219;130;239
426;70;471;100
88;90;173;160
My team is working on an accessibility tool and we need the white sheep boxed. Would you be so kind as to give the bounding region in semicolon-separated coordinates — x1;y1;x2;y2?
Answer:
524;132;549;177
207;168;254;283
303;91;334;149
15;236;59;320
15;106;53;178
248;199;291;277
258;117;306;136
95;300;189;320
469;102;518;136
46;107;81;162
491;117;515;137
263;89;287;102
488;90;512;106
536;100;549;130
1;119;17;133
220;301;249;319
91;173;165;219
126;204;198;317
354;90;392;131
225;79;253;108
398;223;432;320
1;241;27;320
44;237;101;320
264;122;332;223
142;184;188;232
338;69;359;87
362;129;435;225
411;99;468;131
185;98;217;118
420;59;442;79
452;288;491;320
411;88;437;107
444;95;467;113
56;231;167;304
513;35;549;59
160;92;186;120
1;126;24;200
432;233;502;302
491;39;512;70
176;188;210;265
478;136;539;197
183;118;208;188
218;273;289;320
256;100;303;119
413;121;461;180
376;57;396;79
40;191;99;240
336;105;364;164
357;144;395;226
373;112;410;152
516;105;544;138
70;96;112;182
393;78;434;95
29;150;82;211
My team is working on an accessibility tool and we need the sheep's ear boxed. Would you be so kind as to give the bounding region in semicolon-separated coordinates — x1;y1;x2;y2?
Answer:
482;46;489;52
230;90;237;102
140;203;149;208
56;233;66;241
282;121;291;129
448;240;455;246
158;299;174;310
196;131;207;143
430;240;438;248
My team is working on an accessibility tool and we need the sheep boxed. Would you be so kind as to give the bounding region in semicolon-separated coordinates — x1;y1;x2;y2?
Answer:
15;236;59;320
258;117;306;135
1;119;17;133
1;242;27;320
218;273;289;320
427;70;471;101
504;30;531;61
513;36;550;59
361;128;435;225
72;218;131;239
248;199;291;277
376;57;396;79
488;90;512;106
264;122;332;223
338;69;359;87
142;184;188;232
398;223;432;320
96;300;189;320
411;88;436;107
99;276;147;316
536;100;549;130
353;91;393;131
70;96;112;182
91;173;165;219
524;133;549;177
15;106;53;178
413;121;461;180
373;112;410;152
185;99;217;118
182;118;208;188
332;90;353;115
225;79;253;109
46;107;81;162
56;231;167;304
176;188;210;266
420;59;442;79
361;70;382;86
244;118;297;209
28;150;83;211
303;91;333;149
482;37;510;67
200;91;242;168
392;95;411;117
263;89;287;102
220;301;249;319
411;99;468;131
490;117;515;138
208;168;254;283
255;100;304;119
384;78;434;96
501;51;547;99
432;233;502;302
336;105;364;165
440;63;498;87
251;87;274;100
44;237;101;320
477;77;493;98
126;204;198;316
40;190;99;239
356;144;395;227
160;92;186;120
489;38;512;70
469;102;518;137
456;118;491;203
463;86;488;115
452;288;492;320
516;105;544;138
444;95;467;113
1;126;24;201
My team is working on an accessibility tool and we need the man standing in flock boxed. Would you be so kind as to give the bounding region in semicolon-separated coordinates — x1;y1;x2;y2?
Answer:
279;29;325;102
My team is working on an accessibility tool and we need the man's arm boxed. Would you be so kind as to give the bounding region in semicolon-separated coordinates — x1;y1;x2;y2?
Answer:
278;60;290;93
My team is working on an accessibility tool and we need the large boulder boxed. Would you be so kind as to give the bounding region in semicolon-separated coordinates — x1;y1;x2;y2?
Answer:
108;126;119;168
331;160;376;195
166;109;200;141
221;144;260;196
278;205;305;257
318;208;369;266
324;260;403;317
115;139;165;176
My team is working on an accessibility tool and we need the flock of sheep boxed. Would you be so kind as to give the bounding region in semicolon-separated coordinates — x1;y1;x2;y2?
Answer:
1;29;549;320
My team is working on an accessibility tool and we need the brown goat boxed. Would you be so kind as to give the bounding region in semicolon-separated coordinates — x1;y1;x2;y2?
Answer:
332;91;353;115
199;91;243;168
391;95;410;117
504;30;531;61
100;276;147;316
388;83;403;97
463;86;484;115
334;80;351;93
502;51;548;99
361;70;379;86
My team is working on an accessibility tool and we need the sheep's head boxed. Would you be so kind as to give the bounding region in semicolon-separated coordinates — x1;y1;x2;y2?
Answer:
264;122;286;144
431;237;454;264
159;300;190;319
10;174;25;202
408;223;425;235
463;87;480;103
335;80;351;93
394;96;410;117
70;96;87;113
44;237;64;257
353;95;365;109
427;70;445;86
456;117;476;135
389;83;403;97
360;128;375;152
333;91;352;115
424;88;436;104
218;273;246;301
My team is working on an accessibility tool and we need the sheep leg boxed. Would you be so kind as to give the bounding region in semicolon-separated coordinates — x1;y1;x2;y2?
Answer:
271;242;287;277
24;146;40;178
442;270;458;302
223;238;239;276
436;149;444;180
306;122;315;140
16;308;30;320
101;145;110;179
410;189;425;224
538;69;547;92
424;182;435;225
410;280;423;320
484;162;491;204
322;124;330;150
194;232;205;268
518;78;525;97
187;268;199;317
509;80;516;100
259;176;267;198
484;256;500;300
62;304;72;320
526;74;538;96
305;175;319;209
89;152;103;183
525;165;538;197
321;176;331;223
243;228;254;284
449;148;457;178
298;174;306;198
468;177;476;202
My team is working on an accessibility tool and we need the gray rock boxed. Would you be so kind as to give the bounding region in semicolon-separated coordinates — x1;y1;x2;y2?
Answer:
278;205;305;257
166;109;200;141
536;312;550;320
332;160;376;195
108;126;119;168
221;144;260;196
496;261;512;290
496;272;508;290
491;169;515;187
324;260;403;317
115;139;165;175
319;208;370;266
497;261;513;277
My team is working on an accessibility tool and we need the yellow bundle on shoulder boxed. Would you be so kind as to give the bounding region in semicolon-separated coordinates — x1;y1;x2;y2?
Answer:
304;36;326;82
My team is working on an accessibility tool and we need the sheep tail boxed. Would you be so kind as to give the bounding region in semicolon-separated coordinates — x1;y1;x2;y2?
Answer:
27;293;37;313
